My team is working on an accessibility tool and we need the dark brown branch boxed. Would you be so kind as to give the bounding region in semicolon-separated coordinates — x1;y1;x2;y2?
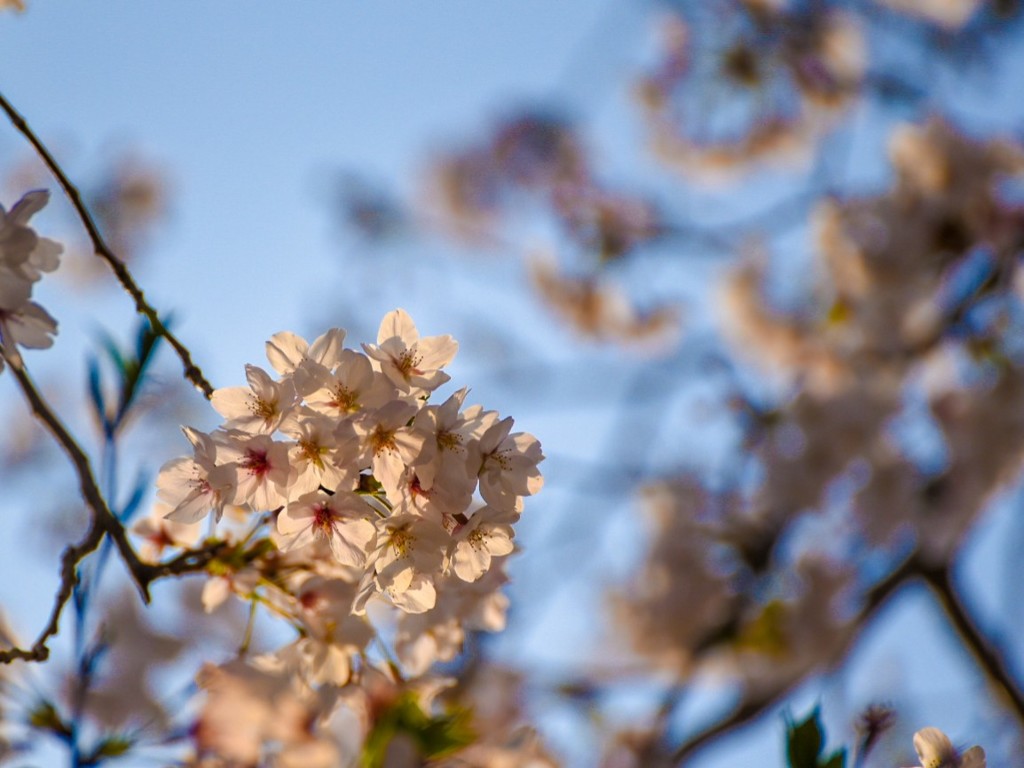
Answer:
0;350;235;664
919;560;1024;725
3;352;151;597
0;354;227;662
0;90;214;400
0;519;102;664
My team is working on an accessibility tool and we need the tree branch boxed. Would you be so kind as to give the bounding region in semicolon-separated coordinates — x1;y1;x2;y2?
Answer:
2;351;152;596
0;519;102;664
666;554;919;765
0;89;214;400
919;560;1024;725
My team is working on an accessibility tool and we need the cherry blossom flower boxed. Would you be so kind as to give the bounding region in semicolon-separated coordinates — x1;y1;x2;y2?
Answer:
373;514;450;613
217;430;291;511
265;327;347;396
475;416;544;510
0;191;63;367
336;400;431;496
903;727;985;768
157;427;234;523
279;409;356;498
362;308;458;394
211;364;297;434
131;502;202;562
277;489;377;567
304;348;394;418
450;505;516;582
412;387;492;494
282;576;375;686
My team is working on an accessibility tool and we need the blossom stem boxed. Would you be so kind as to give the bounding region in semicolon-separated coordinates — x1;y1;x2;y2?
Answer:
238;597;259;657
919;561;1024;725
0;89;214;399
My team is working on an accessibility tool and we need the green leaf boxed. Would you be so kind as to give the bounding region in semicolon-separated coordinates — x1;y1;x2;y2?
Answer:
786;708;824;768
785;708;846;768
27;700;71;741
81;733;135;765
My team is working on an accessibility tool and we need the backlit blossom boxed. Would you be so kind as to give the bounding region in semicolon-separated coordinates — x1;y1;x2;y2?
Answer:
211;364;297;434
278;489;377;567
0;191;63;368
903;727;985;768
476;416;544;511
362;308;458;394
157;427;233;523
450;505;516;582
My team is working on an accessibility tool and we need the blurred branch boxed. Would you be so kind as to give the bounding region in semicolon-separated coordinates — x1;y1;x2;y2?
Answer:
920;560;1024;725
1;351;150;597
666;553;919;765
0;89;214;400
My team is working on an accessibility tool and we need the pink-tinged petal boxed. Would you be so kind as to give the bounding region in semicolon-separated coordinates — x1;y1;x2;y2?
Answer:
960;746;986;768
277;504;313;536
329;519;377;566
202;578;232;613
415;334;458;370
453;543;491;582
210;385;252;421
308;327;346;368
8;189;48;223
377;308;417;345
390;574;437;613
266;331;308;374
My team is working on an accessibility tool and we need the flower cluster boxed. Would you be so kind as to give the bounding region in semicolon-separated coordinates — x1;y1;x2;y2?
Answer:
0;191;62;369
147;309;544;763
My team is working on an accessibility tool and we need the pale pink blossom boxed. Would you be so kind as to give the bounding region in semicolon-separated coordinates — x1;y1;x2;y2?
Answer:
903;727;985;768
265;327;347;396
362;308;458;394
476;416;544;510
450;506;516;582
211;364;297;434
278;489;377;567
279;409;357;498
157;427;234;523
304;348;394;417
217;430;291;511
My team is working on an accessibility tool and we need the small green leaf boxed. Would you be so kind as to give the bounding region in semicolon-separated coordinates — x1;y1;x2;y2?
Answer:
785;707;846;768
786;708;824;768
27;700;71;740
89;733;134;760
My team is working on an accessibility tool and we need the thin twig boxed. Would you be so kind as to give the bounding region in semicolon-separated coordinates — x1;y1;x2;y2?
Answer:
0;520;102;664
0;350;234;664
919;560;1024;725
2;352;151;598
0;89;214;400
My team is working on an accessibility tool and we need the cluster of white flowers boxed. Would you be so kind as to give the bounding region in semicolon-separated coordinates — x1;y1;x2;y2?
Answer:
145;309;544;762
0;191;62;369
